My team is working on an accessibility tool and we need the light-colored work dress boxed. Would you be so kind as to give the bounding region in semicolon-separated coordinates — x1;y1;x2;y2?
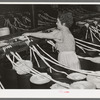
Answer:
55;31;81;70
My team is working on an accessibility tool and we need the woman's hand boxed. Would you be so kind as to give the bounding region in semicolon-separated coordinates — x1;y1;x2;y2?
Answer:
47;40;55;47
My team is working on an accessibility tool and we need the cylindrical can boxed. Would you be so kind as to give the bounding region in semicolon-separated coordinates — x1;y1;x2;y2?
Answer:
30;73;53;89
17;73;31;89
2;68;18;89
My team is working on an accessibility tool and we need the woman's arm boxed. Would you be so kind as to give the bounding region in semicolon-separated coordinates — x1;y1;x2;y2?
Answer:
23;30;59;39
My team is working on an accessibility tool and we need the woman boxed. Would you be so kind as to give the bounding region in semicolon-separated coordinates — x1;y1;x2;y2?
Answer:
23;11;81;70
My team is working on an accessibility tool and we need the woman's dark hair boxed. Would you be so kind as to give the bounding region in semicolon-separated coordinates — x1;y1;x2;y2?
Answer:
58;11;74;28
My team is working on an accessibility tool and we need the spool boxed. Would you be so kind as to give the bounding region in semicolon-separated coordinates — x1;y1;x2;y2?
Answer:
14;60;33;89
67;72;87;83
86;74;100;89
30;73;53;89
30;81;53;89
70;81;96;89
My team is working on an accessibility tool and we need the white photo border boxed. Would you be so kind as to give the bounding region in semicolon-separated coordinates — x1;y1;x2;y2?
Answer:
0;2;100;98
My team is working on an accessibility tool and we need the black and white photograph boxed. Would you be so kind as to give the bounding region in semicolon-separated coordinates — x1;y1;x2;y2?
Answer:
1;3;100;93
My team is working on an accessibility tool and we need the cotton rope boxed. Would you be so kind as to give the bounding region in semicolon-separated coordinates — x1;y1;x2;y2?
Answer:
30;45;68;76
76;41;100;52
31;48;41;68
33;44;100;77
75;38;100;48
0;82;4;89
6;47;70;88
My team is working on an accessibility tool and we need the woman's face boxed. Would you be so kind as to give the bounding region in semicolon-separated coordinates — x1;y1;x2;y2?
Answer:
56;18;63;29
